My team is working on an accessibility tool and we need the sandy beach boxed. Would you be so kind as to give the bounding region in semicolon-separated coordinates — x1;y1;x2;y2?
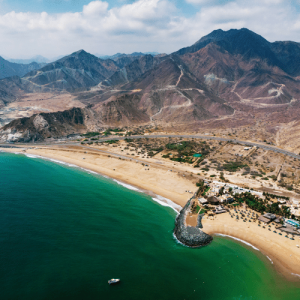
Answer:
2;144;300;281
1;145;196;209
202;212;300;281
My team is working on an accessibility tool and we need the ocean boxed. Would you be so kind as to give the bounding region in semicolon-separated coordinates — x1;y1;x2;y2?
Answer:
0;152;299;300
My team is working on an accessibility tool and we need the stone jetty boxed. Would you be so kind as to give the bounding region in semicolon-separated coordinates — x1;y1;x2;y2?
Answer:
174;198;213;247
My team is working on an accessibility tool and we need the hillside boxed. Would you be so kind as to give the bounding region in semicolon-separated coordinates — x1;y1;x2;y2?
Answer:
22;50;120;92
0;107;100;142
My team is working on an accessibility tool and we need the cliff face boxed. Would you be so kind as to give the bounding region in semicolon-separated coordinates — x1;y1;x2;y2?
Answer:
0;107;95;142
174;199;213;247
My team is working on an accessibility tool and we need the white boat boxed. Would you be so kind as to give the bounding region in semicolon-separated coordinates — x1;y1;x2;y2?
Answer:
108;278;120;285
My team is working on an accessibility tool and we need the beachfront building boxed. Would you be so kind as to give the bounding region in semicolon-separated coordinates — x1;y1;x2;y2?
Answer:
258;215;271;224
290;206;300;217
264;213;276;220
198;198;208;205
278;199;286;204
258;213;276;224
214;205;227;214
207;196;220;205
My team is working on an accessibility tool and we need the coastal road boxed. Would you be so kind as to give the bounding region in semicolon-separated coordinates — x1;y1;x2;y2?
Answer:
0;134;300;160
95;134;300;160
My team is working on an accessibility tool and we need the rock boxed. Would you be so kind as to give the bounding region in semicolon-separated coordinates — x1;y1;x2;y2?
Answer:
174;198;213;247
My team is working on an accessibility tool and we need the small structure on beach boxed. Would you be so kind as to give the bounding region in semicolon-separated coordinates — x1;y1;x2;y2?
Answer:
258;215;272;224
199;197;208;204
258;213;276;224
214;205;227;214
264;213;276;220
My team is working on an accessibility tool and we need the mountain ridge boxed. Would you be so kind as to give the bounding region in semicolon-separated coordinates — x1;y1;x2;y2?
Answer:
1;28;300;146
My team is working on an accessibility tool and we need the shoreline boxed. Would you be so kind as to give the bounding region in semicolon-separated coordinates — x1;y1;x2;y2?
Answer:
1;146;300;282
203;215;300;282
0;149;183;214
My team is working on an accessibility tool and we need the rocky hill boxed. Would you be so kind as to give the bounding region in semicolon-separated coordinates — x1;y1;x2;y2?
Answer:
0;107;99;142
22;50;120;92
102;54;163;87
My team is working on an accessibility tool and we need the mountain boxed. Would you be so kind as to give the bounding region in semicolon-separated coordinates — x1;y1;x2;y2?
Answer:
2;28;300;145
0;107;100;142
22;50;120;92
0;56;45;80
175;28;300;104
175;28;277;63
80;55;233;126
102;54;163;86
98;52;165;69
74;28;300;128
98;52;161;60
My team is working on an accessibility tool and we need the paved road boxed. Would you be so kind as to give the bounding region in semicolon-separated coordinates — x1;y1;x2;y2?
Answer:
0;134;299;160
95;134;300;160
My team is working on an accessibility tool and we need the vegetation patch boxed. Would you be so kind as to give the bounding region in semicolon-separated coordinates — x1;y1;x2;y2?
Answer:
223;161;248;172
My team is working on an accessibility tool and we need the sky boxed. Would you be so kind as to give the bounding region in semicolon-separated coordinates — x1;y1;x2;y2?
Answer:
1;0;300;59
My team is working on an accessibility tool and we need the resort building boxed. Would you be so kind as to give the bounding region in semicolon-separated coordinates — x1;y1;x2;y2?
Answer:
264;213;276;220
214;205;227;214
290;206;300;217
207;196;220;205
198;198;208;205
258;216;272;224
258;213;276;224
278;199;286;204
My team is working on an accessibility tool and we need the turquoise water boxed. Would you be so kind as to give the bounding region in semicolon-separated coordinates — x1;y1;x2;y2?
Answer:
0;152;299;300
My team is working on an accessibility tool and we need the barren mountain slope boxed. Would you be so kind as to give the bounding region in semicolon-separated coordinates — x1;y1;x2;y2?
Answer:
84;56;234;126
0;107;100;142
22;50;120;92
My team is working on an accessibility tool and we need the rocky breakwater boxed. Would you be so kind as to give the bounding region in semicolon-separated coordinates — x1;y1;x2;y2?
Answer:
174;198;213;247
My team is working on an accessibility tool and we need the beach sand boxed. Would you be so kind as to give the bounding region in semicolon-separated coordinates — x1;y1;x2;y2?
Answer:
202;211;300;281
2;145;195;209
2;144;300;280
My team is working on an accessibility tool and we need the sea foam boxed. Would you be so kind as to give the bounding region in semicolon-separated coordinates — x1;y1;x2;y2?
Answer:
113;179;181;213
152;195;181;214
267;256;273;264
113;179;141;192
22;152;99;176
15;151;181;214
216;234;260;251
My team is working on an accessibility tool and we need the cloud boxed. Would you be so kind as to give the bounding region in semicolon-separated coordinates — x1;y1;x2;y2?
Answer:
0;0;299;58
83;1;109;16
185;0;218;4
